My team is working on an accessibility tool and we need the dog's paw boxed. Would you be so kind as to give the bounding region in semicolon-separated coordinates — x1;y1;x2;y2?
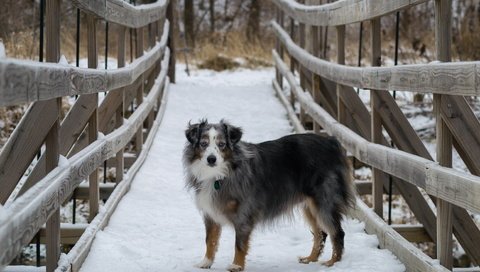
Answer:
298;256;317;264
321;258;339;267
195;258;213;269
226;264;243;272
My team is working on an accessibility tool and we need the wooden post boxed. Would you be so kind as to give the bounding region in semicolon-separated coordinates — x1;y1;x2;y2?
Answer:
87;15;99;222
370;18;383;218
167;0;176;83
275;7;284;88
336;25;346;124
289;18;295;75
135;26;145;155
116;25;125;183
45;0;61;271
434;0;453;269
312;24;321;133
299;22;306;124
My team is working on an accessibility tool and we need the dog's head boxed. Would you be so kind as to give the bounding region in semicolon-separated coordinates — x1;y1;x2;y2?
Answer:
184;119;243;182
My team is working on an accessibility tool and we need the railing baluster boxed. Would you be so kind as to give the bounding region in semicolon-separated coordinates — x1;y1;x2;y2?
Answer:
116;25;126;183
45;0;61;270
135;26;144;155
434;0;453;269
370;18;383;218
87;14;99;222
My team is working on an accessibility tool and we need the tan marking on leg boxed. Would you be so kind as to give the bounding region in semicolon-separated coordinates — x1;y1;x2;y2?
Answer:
205;222;221;261
299;203;325;264
228;232;251;271
323;250;342;267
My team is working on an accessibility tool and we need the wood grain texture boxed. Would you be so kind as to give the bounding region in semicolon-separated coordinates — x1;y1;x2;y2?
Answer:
58;78;170;272
0;21;170;107
273;49;480;214
70;0;168;28
273;0;428;26
276;90;446;272
271;21;480;96
0;49;170;269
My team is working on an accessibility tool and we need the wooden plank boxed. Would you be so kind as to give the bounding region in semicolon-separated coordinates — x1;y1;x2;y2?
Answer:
273;49;480;214
272;79;306;133
0;22;170;107
351;200;448;272
392;225;433;243
273;0;428;26
74;183;116;200
271;21;480;96
16;95;100;198
0;100;58;204
274;72;446;272
87;14;99;223
59;78;170;272
70;0;168;28
36;223;88;245
0;50;170;269
45;0;61;271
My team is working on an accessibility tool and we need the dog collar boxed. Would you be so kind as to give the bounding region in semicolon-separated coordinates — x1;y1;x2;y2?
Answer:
214;179;222;190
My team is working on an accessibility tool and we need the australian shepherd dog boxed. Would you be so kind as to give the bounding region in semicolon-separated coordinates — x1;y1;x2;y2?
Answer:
183;120;356;271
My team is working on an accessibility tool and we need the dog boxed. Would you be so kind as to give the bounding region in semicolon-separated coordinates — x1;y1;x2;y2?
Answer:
183;120;355;271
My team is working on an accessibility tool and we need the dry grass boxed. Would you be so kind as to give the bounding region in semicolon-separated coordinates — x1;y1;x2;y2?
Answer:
182;30;274;70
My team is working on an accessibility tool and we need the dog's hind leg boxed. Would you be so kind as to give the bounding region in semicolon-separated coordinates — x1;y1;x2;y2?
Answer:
299;203;327;264
196;216;222;269
318;211;345;267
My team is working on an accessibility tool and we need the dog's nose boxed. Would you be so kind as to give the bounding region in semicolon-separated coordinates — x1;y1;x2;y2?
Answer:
207;155;216;165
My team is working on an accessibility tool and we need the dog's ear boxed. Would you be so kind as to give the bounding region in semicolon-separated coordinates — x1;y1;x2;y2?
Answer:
221;120;243;146
185;120;208;144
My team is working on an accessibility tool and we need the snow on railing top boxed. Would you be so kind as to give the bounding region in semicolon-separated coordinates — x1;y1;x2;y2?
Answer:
0;48;170;270
71;0;168;28
0;21;169;107
273;0;428;26
272;21;480;96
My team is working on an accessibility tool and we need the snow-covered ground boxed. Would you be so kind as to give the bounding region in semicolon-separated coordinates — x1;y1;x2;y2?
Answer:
79;65;405;272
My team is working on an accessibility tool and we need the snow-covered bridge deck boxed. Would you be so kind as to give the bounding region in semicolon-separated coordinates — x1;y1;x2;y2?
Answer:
79;67;404;272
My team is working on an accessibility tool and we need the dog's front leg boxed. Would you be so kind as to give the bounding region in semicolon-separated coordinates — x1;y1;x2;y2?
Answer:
227;225;253;272
196;216;222;269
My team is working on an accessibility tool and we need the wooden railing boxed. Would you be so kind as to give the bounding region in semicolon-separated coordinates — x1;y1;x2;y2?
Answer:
0;0;175;271
272;0;480;271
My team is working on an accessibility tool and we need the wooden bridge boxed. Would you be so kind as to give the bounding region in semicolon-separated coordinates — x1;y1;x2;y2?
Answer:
1;0;480;271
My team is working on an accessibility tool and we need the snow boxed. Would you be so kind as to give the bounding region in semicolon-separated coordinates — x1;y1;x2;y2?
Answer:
0;41;5;58
79;65;405;272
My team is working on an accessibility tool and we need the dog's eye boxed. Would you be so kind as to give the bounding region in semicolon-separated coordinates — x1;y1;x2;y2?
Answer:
200;141;208;148
218;142;226;148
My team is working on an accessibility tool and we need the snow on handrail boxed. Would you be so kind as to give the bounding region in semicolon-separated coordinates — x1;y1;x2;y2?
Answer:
71;0;168;28
0;49;170;269
273;49;480;215
0;21;169;107
272;21;480;96
273;0;428;26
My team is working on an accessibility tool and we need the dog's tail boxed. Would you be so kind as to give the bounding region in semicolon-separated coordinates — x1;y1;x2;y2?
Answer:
333;139;357;212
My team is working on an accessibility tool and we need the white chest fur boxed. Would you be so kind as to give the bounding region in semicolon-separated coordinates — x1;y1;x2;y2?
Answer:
195;183;230;226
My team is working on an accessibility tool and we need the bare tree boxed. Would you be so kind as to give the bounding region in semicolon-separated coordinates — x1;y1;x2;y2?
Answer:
209;0;215;33
246;0;261;42
184;0;195;48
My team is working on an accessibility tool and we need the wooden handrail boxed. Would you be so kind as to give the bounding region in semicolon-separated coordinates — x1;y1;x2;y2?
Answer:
0;21;169;107
0;49;170;269
71;0;168;28
273;49;480;215
273;0;428;26
272;21;480;96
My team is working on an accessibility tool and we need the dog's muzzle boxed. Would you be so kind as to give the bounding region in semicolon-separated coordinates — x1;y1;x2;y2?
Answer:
207;155;217;166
